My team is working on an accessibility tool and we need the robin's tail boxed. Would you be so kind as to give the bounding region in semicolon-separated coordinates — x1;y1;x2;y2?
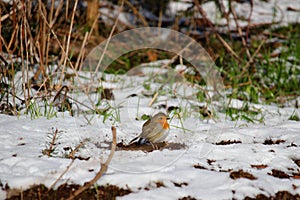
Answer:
128;136;139;145
128;136;148;145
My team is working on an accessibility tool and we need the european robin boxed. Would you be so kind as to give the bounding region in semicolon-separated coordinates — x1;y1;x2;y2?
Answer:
129;112;170;145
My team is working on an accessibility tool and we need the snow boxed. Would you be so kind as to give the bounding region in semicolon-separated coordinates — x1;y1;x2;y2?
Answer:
169;0;300;27
1;0;300;199
0;66;299;199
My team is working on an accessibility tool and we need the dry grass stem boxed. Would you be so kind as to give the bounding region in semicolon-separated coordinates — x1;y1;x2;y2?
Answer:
60;0;78;86
75;32;89;71
94;0;125;75
230;2;251;60
124;0;148;27
193;0;241;62
39;6;97;109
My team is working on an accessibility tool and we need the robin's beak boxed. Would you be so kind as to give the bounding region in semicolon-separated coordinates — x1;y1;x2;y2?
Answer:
167;117;170;120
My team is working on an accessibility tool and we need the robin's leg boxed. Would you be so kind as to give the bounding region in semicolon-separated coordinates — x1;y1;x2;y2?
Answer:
165;141;169;147
150;142;159;150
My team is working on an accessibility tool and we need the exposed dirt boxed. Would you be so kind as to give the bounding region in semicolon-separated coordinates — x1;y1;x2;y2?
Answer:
193;163;208;170
244;191;300;200
116;142;187;152
263;139;285;145
178;196;197;200
294;159;300;167
4;176;300;200
230;169;257;180
173;182;189;188
251;164;268;169
5;184;131;200
215;140;242;145
268;169;291;179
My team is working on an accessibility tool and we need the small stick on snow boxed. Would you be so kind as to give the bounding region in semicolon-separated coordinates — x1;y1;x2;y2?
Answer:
67;126;117;200
48;139;88;191
148;92;158;107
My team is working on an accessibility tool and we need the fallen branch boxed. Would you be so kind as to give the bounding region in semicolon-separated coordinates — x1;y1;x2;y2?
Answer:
67;126;117;200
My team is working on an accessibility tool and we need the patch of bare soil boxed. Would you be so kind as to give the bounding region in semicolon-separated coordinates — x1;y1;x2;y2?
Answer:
268;169;290;179
250;164;268;169
230;169;257;180
178;196;197;200
215;140;242;145
6;184;131;200
245;191;300;200
116;142;186;152
294;159;300;167
263;139;285;145
173;182;188;188
193;162;232;173
193;163;208;170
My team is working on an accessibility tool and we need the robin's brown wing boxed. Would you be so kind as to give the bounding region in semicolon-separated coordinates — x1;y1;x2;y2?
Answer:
142;118;151;129
140;122;163;139
128;118;152;144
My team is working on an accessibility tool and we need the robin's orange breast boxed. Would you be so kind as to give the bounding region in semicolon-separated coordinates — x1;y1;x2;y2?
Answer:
163;122;169;129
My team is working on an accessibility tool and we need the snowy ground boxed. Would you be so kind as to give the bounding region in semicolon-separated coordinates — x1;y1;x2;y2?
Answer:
170;0;300;27
113;0;300;29
0;63;299;199
1;0;300;199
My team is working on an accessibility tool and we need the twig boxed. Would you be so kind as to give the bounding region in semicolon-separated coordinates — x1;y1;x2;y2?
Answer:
75;32;89;71
147;41;193;107
245;0;254;41
48;159;75;191
229;1;251;60
60;0;78;86
43;128;59;157
236;38;266;80
20;1;29;107
67;126;117;200
48;139;88;191
87;11;100;41
94;0;125;75
0;54;8;66
148;92;158;107
52;85;69;103
158;9;163;28
50;0;64;27
0;1;22;22
124;0;148;27
193;0;241;62
39;9;98;110
44;0;55;69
